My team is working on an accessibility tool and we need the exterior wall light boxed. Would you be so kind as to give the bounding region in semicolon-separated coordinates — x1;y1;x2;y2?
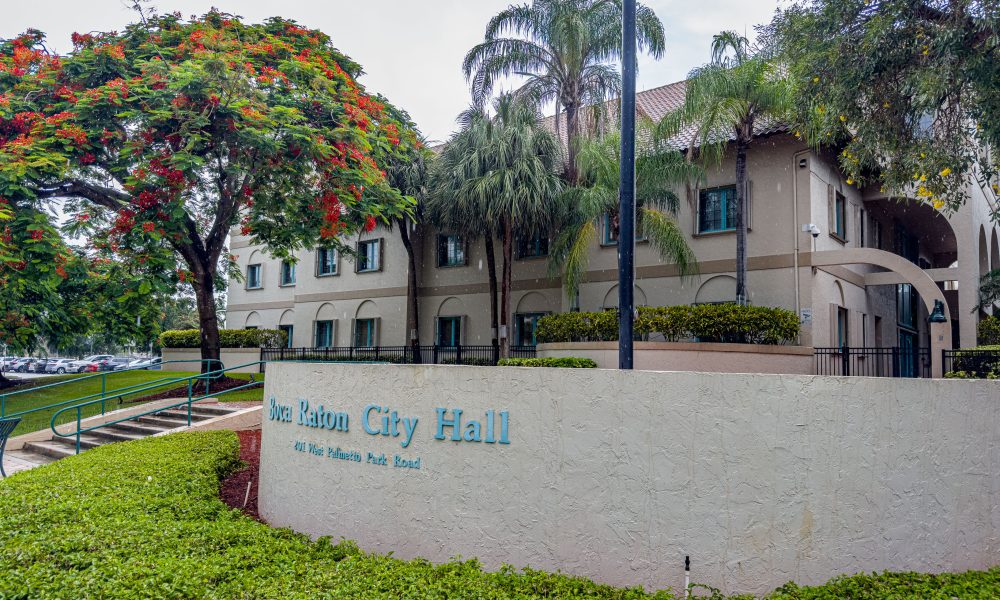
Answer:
928;299;948;323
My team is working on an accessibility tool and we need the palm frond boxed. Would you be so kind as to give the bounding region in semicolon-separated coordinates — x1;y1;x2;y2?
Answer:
640;207;699;279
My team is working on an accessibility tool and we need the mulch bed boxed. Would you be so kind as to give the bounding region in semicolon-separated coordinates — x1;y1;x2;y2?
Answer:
126;376;255;403
220;429;262;521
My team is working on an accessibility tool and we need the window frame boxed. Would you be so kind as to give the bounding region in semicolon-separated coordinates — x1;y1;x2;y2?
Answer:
314;320;334;348
356;239;383;273
831;191;848;242
513;312;549;347
278;324;294;348
245;263;263;290
279;260;296;287
516;235;550;260
315;247;338;277
436;234;467;268
436;316;463;347
697;185;738;234
354;318;377;347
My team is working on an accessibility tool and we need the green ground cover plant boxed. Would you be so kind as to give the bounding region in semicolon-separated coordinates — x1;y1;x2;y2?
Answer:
498;357;598;368
1;431;999;598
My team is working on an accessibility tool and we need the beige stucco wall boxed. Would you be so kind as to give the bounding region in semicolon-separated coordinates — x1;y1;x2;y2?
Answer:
537;341;814;374
258;362;1000;596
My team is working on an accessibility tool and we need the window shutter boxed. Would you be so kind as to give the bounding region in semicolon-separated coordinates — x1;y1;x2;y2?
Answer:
434;317;440;347
374;317;381;346
354;243;361;273
463;238;470;266
436;235;444;267
827;184;835;236
829;303;839;347
314;250;320;277
350;319;357;347
378;238;385;272
849;311;865;347
460;315;468;345
746;179;753;230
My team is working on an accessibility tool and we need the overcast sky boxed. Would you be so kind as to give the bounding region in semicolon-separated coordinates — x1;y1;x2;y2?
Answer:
2;0;781;143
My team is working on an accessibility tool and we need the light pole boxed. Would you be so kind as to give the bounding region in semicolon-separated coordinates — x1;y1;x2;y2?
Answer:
618;0;637;370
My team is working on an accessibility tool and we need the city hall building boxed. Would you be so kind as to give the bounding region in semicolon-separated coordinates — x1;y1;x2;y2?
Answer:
225;80;1000;370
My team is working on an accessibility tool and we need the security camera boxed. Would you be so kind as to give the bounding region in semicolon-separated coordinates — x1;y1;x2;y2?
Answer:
802;223;821;238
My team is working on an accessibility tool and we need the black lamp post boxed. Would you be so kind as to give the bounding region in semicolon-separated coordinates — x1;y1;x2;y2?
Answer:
618;0;637;370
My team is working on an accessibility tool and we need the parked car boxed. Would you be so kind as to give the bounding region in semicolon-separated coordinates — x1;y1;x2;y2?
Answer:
69;355;113;373
110;357;133;371
11;358;34;372
0;357;18;371
129;357;162;370
45;358;77;375
30;359;50;373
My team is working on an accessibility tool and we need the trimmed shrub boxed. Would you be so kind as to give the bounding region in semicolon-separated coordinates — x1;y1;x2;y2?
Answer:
160;328;287;349
979;316;1000;345
536;304;800;345
498;357;598;368
440;358;497;366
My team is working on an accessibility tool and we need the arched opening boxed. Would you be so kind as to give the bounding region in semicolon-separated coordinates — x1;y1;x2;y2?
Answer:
603;285;647;309
353;301;380;348
695;275;737;305
244;311;262;329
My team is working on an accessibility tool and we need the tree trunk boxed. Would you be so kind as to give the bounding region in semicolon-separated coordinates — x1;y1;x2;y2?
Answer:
734;136;750;306
485;235;499;358
398;217;421;363
500;218;513;358
192;268;222;374
564;102;581;185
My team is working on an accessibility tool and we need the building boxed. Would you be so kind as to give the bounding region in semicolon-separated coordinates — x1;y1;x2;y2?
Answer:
225;80;1000;373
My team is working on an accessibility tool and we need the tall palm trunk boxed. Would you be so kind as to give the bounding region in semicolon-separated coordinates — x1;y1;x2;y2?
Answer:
564;101;581;185
734;134;750;306
398;217;421;363
500;217;514;358
485;235;499;358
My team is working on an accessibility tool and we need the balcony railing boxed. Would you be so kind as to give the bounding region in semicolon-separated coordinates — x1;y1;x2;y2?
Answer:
814;346;931;378
259;344;537;372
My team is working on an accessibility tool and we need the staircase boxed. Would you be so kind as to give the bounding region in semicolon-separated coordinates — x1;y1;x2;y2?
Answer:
15;403;241;462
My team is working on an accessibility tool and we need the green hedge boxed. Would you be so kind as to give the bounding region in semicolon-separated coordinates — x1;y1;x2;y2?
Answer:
536;304;800;345
2;432;1000;598
159;328;286;349
498;357;598;368
979;316;1000;345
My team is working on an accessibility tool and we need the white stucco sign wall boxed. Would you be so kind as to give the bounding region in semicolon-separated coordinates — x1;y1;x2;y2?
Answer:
258;363;1000;596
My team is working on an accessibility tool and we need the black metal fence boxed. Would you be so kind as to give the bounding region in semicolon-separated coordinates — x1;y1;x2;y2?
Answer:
942;349;1000;379
814;347;931;378
259;345;537;372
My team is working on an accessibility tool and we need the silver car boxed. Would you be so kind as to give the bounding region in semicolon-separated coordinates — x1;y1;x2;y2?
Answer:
45;358;76;375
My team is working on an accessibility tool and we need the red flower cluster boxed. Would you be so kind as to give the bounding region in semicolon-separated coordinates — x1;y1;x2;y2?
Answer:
71;32;94;47
384;123;400;146
142;221;156;233
29;229;44;240
80;152;96;164
365;215;377;232
56;124;88;145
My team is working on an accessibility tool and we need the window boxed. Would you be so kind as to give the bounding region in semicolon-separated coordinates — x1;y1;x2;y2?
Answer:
698;186;737;233
437;316;462;347
437;234;466;267
837;306;849;348
316;248;337;276
516;235;549;259
245;326;259;331
514;313;547;346
602;213;618;245
897;283;918;329
246;264;262;289
314;321;333;348
866;214;883;250
279;324;294;348
280;260;296;286
357;239;381;273
832;191;847;240
354;318;377;347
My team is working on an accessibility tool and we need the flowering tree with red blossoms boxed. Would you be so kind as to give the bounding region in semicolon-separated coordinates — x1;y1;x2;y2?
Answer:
0;11;419;369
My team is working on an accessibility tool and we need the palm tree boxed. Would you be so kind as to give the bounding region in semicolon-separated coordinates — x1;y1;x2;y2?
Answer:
658;31;792;305
462;0;665;184
427;109;501;354
430;96;562;357
550;121;700;297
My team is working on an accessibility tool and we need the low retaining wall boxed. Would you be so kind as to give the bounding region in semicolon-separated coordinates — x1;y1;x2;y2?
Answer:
258;363;1000;596
160;348;261;373
538;341;814;374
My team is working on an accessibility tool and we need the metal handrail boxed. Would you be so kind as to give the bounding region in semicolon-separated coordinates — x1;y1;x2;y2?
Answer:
0;359;222;418
50;361;265;454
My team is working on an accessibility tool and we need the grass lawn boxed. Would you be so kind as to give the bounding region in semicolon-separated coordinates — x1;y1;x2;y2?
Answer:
0;370;264;436
1;432;998;599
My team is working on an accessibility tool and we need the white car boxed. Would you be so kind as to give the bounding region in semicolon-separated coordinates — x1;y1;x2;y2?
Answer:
45;358;77;375
69;354;113;373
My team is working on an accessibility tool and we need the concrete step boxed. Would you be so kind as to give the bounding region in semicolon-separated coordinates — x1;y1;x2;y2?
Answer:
134;415;193;429
187;404;240;417
104;421;172;436
22;440;85;459
155;409;213;421
47;433;113;450
77;428;147;444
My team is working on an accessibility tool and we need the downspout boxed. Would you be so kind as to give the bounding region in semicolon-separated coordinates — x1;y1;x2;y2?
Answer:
792;149;811;345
